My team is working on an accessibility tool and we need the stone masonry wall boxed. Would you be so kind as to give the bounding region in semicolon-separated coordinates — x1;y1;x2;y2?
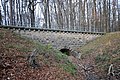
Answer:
14;30;101;50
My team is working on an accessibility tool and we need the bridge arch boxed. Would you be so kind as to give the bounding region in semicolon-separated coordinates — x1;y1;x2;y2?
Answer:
60;48;71;56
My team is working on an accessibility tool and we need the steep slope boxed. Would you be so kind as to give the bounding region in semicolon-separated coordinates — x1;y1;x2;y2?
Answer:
77;32;120;79
0;28;83;80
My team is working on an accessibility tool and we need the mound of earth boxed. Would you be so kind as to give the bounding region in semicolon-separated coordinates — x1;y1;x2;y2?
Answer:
77;32;120;80
0;28;84;80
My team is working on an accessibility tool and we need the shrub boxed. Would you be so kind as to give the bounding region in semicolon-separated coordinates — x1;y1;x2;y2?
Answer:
95;53;110;64
60;61;76;75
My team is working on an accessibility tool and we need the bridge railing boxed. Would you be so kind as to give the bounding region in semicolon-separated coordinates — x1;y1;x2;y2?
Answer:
0;25;105;35
5;22;105;33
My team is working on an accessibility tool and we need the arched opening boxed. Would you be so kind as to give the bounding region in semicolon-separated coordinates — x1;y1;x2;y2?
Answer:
60;48;71;56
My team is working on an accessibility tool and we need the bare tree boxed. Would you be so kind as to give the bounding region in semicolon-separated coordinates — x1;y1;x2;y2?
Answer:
117;0;120;31
112;0;117;31
9;0;13;25
0;0;119;32
0;6;2;25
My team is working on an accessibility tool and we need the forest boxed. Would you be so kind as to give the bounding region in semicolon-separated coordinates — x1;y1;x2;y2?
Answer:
0;0;120;32
0;0;120;80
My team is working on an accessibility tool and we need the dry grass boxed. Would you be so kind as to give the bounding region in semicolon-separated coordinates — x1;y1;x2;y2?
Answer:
79;32;120;55
77;32;120;79
0;28;79;80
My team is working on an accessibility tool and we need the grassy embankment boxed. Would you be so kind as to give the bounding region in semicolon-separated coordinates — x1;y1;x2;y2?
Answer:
0;28;77;79
78;32;120;79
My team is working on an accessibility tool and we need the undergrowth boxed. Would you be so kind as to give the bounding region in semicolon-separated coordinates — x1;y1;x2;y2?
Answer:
35;42;77;75
78;32;120;79
80;32;120;55
0;28;77;75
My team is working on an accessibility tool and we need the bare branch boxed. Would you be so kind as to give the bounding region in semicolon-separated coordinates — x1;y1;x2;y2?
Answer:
34;0;44;6
107;64;115;76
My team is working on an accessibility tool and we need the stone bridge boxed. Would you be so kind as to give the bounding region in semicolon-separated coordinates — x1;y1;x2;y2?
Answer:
0;25;104;51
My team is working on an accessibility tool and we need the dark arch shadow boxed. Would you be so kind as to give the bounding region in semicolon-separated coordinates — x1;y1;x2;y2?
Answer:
60;48;71;56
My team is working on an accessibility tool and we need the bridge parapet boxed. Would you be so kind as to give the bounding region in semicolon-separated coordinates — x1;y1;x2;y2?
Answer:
0;25;105;35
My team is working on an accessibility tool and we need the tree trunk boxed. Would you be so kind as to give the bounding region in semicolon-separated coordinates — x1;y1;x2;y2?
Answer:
86;2;89;31
117;0;120;31
0;6;2;25
57;0;63;29
53;0;58;29
10;0;13;25
108;0;111;32
112;0;116;32
47;0;51;28
99;2;102;32
43;0;48;28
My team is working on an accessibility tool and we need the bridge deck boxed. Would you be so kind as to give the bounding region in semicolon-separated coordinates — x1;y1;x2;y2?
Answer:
0;25;105;35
